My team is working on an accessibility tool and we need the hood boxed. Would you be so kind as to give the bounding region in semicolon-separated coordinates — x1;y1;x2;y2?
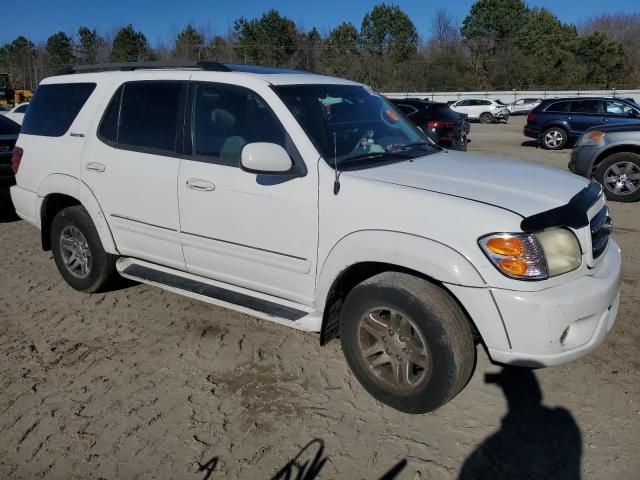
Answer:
344;151;589;218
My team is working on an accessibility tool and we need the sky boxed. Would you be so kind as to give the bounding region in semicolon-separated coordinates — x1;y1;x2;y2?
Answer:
2;0;639;46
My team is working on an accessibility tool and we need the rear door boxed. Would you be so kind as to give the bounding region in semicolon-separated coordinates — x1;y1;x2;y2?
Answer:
605;100;640;125
82;75;189;270
568;100;606;135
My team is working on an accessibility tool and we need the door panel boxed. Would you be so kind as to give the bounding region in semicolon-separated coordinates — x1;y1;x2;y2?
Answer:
82;76;190;269
177;81;318;305
568;100;606;134
605;100;639;125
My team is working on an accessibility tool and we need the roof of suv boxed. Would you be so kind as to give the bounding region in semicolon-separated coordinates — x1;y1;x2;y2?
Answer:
44;61;360;87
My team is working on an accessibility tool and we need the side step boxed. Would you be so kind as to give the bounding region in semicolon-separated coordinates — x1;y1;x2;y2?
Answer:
116;258;322;331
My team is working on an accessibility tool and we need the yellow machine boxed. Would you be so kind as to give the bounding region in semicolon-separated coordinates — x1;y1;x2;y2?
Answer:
0;72;33;107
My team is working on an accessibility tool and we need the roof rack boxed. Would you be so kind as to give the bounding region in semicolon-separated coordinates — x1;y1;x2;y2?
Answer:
56;61;232;76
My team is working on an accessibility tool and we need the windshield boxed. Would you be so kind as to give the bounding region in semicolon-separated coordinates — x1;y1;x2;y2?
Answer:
273;84;435;167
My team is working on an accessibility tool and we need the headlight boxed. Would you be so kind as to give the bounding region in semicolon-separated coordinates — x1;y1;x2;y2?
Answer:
577;131;605;147
479;228;582;280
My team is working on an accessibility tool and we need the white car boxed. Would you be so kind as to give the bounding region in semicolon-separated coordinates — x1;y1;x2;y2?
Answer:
450;99;510;123
10;63;621;413
507;98;542;115
1;102;29;125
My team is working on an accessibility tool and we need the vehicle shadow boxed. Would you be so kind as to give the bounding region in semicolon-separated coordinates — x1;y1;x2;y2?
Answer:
0;202;19;223
521;140;540;148
458;366;582;480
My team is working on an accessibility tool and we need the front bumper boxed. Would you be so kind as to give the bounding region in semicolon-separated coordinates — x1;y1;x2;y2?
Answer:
488;240;621;367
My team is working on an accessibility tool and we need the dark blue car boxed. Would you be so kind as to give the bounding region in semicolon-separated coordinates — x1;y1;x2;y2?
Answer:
524;97;640;150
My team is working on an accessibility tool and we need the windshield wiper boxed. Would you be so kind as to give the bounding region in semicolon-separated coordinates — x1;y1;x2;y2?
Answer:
400;141;441;151
338;151;413;166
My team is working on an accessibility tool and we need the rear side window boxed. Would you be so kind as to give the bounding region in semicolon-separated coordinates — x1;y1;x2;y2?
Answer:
99;81;186;154
545;101;571;113
571;100;603;114
21;83;95;137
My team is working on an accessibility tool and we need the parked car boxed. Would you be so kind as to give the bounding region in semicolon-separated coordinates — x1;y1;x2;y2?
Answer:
449;99;510;123
507;98;542;115
389;98;469;151
11;62;621;413
524;97;640;150
0;114;20;207
570;123;640;202
1;102;29;125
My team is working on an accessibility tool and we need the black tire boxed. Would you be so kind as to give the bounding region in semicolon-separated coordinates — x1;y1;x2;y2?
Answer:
51;205;117;293
339;272;476;414
594;152;640;202
479;113;493;124
541;126;567;150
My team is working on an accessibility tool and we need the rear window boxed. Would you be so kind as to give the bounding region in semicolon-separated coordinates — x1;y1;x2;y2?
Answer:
429;104;461;121
99;81;186;153
21;83;95;137
545;101;571;113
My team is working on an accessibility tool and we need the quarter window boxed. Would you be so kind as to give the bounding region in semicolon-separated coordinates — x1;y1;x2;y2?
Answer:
21;83;96;137
192;83;288;167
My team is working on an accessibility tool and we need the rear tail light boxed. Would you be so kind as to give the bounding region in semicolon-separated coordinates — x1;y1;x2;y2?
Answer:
527;113;536;122
426;120;454;128
11;147;23;174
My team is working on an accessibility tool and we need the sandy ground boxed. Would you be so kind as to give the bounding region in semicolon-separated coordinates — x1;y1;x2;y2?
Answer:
0;116;638;480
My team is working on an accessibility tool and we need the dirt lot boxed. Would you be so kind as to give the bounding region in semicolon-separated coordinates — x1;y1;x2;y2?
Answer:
1;115;638;479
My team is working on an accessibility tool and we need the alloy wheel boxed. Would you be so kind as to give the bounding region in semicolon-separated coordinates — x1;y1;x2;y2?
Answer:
544;130;563;148
603;161;640;196
59;226;92;278
356;307;430;392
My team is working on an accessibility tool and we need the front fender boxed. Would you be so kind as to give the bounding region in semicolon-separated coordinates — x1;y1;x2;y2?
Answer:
315;230;486;311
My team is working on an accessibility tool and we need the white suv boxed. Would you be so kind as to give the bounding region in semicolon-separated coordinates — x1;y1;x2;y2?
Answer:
450;99;510;123
10;62;621;413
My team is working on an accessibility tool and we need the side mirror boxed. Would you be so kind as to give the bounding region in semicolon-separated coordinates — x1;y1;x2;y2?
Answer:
629;109;639;117
241;142;293;175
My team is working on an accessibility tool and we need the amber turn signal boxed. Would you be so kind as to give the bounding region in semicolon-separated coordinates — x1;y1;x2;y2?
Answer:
485;237;525;257
498;258;528;276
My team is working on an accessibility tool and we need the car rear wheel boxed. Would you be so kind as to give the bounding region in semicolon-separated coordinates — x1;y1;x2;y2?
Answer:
595;152;640;202
51;205;117;292
479;113;493;124
339;272;476;413
541;127;567;150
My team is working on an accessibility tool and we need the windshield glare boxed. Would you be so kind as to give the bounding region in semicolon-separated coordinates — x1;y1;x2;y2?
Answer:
274;84;430;165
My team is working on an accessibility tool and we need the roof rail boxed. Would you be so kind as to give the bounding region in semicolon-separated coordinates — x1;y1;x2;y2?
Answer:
56;61;232;76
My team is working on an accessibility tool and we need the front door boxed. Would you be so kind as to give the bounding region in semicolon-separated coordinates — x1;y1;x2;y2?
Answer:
82;76;190;270
605;99;640;125
568;99;606;135
177;80;318;306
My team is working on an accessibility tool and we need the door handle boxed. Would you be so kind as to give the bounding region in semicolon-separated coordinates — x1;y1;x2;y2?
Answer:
86;162;105;172
186;178;215;192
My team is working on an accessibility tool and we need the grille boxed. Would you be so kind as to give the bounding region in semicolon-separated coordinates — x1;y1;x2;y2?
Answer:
590;206;612;259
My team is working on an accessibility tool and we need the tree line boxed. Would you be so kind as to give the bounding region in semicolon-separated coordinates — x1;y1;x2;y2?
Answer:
1;0;638;93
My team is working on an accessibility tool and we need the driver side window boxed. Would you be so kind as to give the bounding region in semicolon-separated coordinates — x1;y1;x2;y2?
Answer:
192;83;288;167
606;101;633;116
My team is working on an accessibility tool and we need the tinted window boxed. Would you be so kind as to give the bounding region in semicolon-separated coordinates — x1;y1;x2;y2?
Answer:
396;104;418;116
99;81;186;153
192;83;287;167
21;83;95;137
571;100;603;114
606;100;634;115
456;100;470;106
0;114;20;135
546;101;571;113
15;104;29;113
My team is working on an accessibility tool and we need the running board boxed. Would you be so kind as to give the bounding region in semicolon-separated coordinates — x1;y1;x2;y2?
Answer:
116;258;322;331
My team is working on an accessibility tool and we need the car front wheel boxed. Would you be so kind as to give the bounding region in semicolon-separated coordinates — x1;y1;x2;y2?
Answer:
595;152;640;202
339;272;476;413
51;205;117;292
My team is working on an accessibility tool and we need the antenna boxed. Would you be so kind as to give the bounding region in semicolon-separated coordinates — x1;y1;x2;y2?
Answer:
333;132;340;195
